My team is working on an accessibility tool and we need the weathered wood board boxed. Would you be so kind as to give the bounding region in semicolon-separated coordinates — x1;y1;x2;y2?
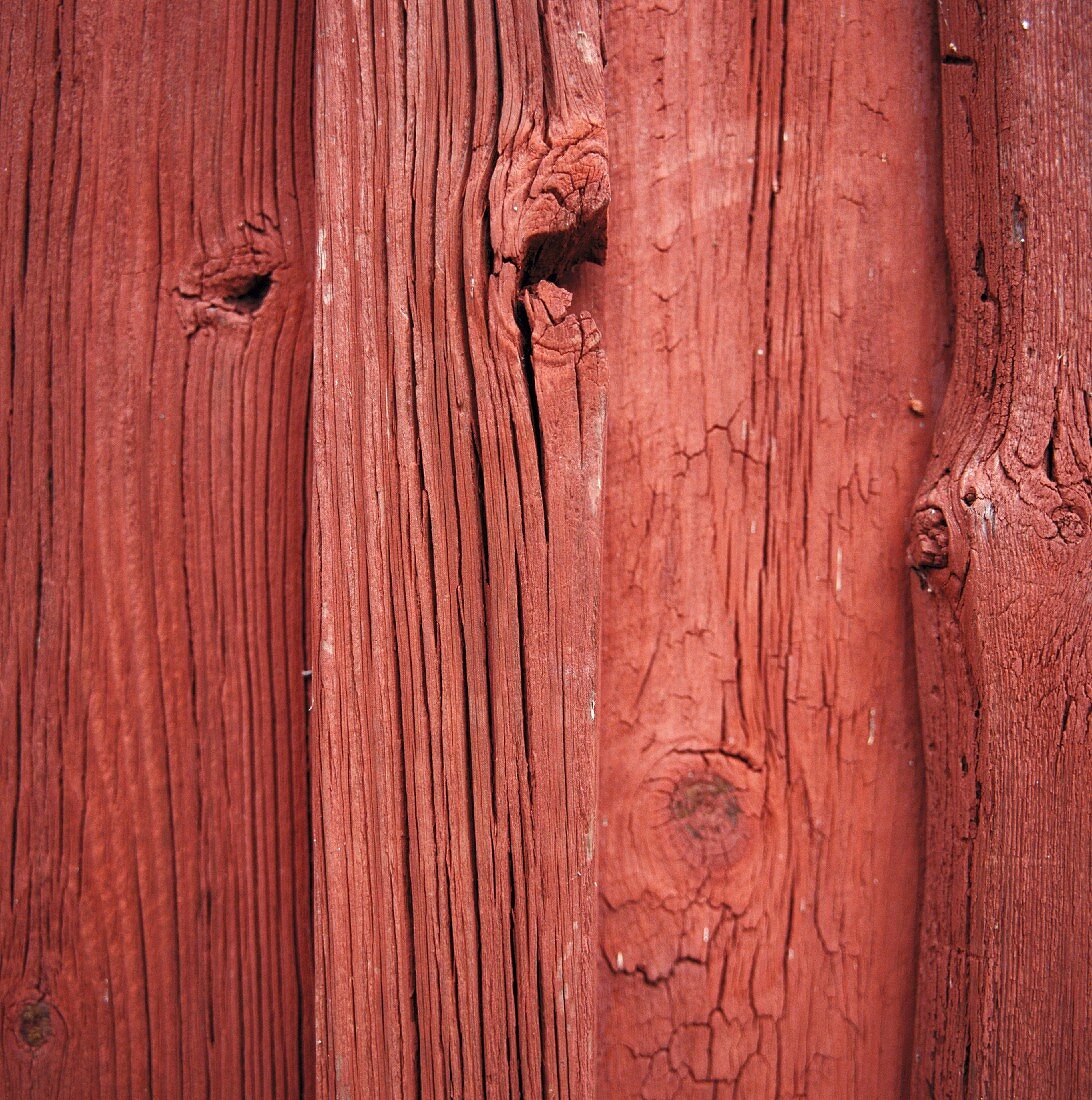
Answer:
910;2;1092;1095
311;0;608;1093
585;0;950;1094
0;1;314;1093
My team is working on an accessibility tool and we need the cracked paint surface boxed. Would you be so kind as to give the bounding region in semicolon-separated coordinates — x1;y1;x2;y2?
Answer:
586;0;950;1093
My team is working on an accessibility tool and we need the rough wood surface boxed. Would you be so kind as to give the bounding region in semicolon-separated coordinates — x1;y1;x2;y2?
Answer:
0;1;314;1094
583;0;950;1094
909;2;1092;1096
310;0;608;1094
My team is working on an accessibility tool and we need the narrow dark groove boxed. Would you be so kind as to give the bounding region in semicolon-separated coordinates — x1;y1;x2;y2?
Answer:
513;298;548;542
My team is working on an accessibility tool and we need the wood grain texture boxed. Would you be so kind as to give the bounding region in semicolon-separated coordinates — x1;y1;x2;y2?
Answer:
909;2;1092;1095
583;0;950;1094
0;1;314;1094
310;0;607;1094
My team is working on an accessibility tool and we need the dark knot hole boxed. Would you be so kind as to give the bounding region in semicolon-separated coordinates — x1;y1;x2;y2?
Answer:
224;271;272;314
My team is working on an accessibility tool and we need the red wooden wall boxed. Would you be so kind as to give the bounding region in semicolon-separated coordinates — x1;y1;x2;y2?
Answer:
2;0;1088;1096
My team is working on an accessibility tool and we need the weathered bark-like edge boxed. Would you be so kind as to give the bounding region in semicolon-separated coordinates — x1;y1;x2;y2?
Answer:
910;2;1092;1095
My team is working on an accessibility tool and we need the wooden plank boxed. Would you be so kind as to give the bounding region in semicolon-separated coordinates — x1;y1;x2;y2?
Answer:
0;1;313;1093
310;0;607;1094
585;0;950;1093
909;2;1092;1095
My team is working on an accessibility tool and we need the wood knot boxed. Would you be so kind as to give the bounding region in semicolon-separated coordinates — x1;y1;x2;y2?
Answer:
173;219;283;334
1051;505;1086;543
908;506;949;570
492;127;609;285
16;1001;52;1050
668;772;748;867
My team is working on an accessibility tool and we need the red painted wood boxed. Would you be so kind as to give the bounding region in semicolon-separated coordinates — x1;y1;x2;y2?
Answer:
0;1;314;1093
310;0;608;1094
584;0;950;1094
4;0;1087;1095
910;2;1092;1095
